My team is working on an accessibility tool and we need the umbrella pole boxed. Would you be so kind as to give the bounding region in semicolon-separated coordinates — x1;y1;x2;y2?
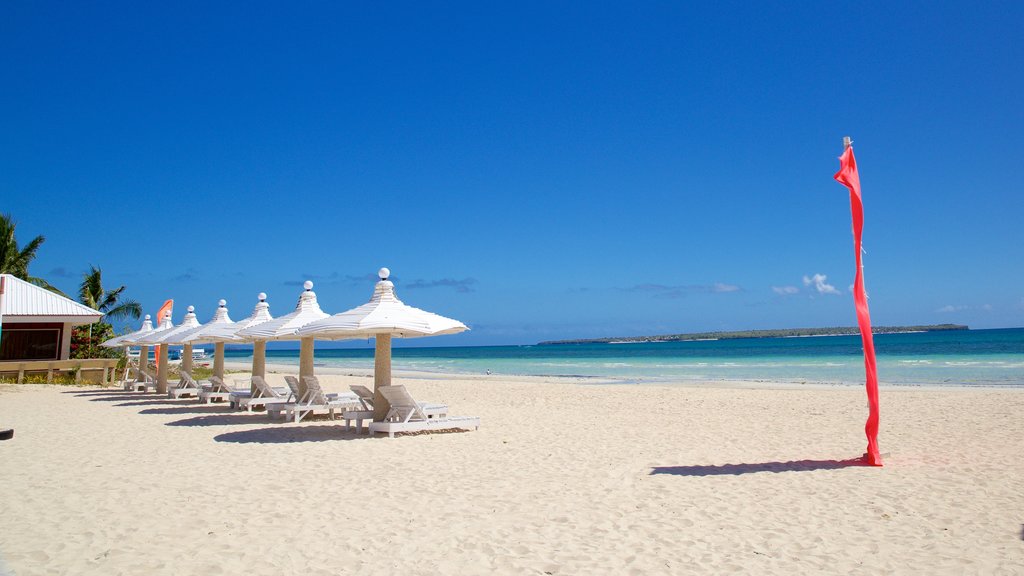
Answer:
372;334;392;421
156;344;170;395
251;340;266;394
138;345;149;381
182;343;193;375
299;337;315;399
214;342;225;381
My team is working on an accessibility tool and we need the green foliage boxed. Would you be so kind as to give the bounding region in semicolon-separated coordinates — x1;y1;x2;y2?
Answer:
0;374;79;385
70;322;124;360
0;212;65;295
189;365;214;380
78;265;141;322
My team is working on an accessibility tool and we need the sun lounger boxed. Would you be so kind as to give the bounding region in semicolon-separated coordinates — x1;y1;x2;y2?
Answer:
199;375;243;404
169;372;206;399
121;363;142;390
126;368;157;392
343;384;448;434
227;378;283;410
341;385;377;432
237;375;293;412
166;373;191;398
367;385;479;438
223;379;253;408
268;376;360;422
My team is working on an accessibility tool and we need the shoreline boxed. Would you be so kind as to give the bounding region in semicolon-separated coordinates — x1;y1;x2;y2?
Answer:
222;360;1024;392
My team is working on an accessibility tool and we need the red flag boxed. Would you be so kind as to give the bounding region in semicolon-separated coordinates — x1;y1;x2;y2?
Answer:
153;299;173;369
156;300;173;327
834;144;882;466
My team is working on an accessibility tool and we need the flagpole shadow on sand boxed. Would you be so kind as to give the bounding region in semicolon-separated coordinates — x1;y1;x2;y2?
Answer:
650;457;872;477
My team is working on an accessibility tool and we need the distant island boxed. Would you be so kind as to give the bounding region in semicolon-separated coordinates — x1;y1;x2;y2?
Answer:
538;324;968;345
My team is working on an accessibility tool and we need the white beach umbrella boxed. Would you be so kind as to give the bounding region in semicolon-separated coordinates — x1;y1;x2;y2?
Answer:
101;314;154;348
175;299;235;380
121;311;174;388
193;293;275;384
179;294;275;383
296;268;468;420
137;306;201;346
101;314;154;384
235;281;328;397
122;310;173;345
135;306;200;394
183;293;273;343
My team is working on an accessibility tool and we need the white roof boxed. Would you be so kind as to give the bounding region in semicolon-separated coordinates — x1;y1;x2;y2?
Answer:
182;293;274;344
134;306;202;345
101;315;154;347
296;269;468;340
235;282;328;341
0;273;102;324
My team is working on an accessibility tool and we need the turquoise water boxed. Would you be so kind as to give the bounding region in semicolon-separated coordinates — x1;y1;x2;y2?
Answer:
221;328;1024;387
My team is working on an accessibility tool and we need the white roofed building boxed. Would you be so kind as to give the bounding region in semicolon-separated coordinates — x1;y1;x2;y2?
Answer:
0;274;102;361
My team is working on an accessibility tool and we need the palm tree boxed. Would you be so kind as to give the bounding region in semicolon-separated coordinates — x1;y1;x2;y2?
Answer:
78;265;142;322
0;212;63;293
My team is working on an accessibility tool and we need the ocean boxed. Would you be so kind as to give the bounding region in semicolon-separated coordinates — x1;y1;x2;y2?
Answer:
221;327;1024;387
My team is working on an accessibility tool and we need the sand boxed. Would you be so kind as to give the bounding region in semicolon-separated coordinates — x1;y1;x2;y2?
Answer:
1;369;1022;575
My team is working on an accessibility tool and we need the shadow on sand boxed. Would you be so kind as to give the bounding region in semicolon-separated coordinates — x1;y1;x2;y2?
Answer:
111;399;188;407
650;457;869;477
214;425;366;444
88;394;167;403
67;389;132;396
139;405;231;416
165;413;270;427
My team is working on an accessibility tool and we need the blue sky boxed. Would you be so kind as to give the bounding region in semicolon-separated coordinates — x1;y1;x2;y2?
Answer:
2;2;1022;346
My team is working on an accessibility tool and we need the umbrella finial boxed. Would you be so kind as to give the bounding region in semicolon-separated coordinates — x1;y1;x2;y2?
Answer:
144;314;151;320
258;292;267;302
304;280;313;291
379;267;390;280
218;299;226;307
187;305;195;313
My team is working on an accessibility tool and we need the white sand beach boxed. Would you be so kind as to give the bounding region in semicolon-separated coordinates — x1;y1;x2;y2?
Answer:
1;370;1022;575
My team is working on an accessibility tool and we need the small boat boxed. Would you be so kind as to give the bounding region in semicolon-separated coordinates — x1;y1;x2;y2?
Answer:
168;348;208;361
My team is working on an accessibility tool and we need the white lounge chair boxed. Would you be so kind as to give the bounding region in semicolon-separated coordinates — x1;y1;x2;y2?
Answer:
341;385;376;433
237;375;292;412
224;378;253;408
125;367;157;392
268;376;360;422
199;375;243;405
368;385;479;438
121;362;141;390
168;372;206;399
343;384;448;434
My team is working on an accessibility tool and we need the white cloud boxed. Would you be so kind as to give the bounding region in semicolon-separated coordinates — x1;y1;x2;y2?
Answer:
625;283;742;298
937;304;993;313
802;273;840;295
772;286;799;296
